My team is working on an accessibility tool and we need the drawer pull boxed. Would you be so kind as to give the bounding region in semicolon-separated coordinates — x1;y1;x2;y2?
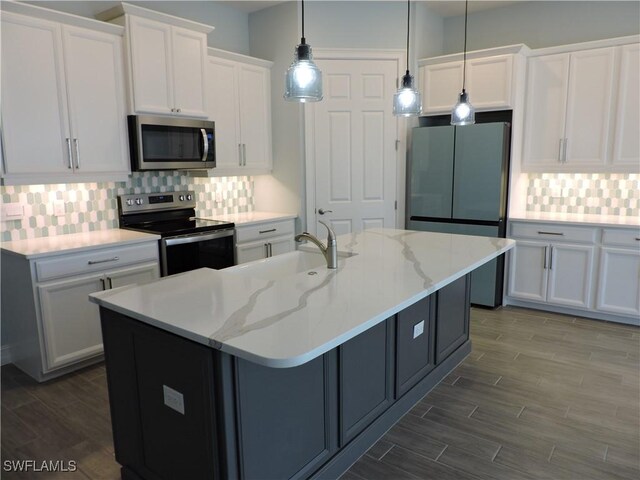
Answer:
636;238;640;241
88;256;119;265
537;231;564;236
259;228;277;234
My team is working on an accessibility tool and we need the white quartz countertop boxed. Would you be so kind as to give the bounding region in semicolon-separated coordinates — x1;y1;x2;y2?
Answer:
1;229;160;259
207;211;297;226
510;212;640;228
90;228;514;368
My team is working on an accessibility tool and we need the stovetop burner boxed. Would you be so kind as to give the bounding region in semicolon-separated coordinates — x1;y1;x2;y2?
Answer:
118;191;234;237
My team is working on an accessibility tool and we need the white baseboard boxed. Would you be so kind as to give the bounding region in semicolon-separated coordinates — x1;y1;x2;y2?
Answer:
1;344;13;366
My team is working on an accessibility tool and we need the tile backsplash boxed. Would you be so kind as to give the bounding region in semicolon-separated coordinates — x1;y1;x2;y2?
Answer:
1;172;254;242
526;173;639;216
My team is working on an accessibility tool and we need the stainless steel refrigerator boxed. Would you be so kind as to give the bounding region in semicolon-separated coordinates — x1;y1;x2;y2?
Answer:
407;121;510;307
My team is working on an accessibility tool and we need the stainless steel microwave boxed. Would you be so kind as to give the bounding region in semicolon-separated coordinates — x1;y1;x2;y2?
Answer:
127;115;215;171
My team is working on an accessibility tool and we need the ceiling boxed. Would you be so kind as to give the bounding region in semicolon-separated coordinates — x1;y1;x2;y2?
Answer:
218;1;521;17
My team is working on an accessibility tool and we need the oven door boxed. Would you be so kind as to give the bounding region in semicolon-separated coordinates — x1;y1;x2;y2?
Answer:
160;229;235;276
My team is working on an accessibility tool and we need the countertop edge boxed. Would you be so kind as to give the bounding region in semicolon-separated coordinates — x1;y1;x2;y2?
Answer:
509;216;640;229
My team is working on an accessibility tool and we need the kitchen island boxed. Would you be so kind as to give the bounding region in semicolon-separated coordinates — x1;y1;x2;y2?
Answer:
90;228;514;480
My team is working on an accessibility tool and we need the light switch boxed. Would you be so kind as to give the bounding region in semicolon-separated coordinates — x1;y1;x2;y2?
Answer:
163;385;185;415
53;200;65;217
413;320;425;339
1;203;24;221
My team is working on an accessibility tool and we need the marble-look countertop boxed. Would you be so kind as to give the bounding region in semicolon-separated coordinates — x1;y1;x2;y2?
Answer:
207;211;297;226
1;229;161;259
90;228;514;368
510;212;640;228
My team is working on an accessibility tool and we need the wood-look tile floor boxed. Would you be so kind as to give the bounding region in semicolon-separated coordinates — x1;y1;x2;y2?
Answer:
2;306;639;479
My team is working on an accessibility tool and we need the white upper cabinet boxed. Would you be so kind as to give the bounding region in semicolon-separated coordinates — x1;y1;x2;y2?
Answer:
522;41;638;173
203;50;273;176
612;43;640;167
1;9;129;185
124;8;211;118
418;47;524;115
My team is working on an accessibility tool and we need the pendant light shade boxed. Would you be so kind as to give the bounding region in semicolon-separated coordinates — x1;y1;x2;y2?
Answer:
393;0;421;117
284;0;322;102
451;0;475;126
451;89;475;125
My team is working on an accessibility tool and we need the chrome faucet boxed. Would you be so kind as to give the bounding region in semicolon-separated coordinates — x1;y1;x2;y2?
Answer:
295;220;338;269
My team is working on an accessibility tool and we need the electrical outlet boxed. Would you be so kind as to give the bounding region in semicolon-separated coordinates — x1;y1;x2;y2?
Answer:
163;385;185;415
413;320;425;339
1;203;24;221
53;200;65;217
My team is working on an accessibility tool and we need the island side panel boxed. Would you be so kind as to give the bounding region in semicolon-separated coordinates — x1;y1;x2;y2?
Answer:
233;352;338;480
100;308;221;480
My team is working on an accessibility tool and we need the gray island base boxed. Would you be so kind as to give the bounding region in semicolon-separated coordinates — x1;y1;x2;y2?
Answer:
100;274;471;480
91;228;515;479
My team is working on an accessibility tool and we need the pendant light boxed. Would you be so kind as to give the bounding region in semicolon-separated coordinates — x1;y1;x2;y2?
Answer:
284;0;322;102
393;0;422;117
451;0;475;125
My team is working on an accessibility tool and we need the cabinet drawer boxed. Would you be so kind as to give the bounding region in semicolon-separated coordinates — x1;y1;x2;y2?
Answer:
36;242;159;282
510;222;597;243
602;228;640;247
235;220;294;243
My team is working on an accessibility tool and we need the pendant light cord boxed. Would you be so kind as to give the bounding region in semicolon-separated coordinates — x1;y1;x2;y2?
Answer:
301;0;305;43
462;0;468;91
405;0;410;73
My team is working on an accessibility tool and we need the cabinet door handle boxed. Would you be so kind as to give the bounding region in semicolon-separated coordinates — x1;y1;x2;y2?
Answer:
538;231;564;236
66;138;73;169
238;144;243;166
268;243;273;257
100;278;106;290
171;108;175;113
176;108;181;113
242;144;247;166
543;246;548;270
264;243;269;257
88;256;119;265
563;137;568;163
259;228;277;234
107;277;113;289
549;246;554;270
74;138;80;169
558;138;563;163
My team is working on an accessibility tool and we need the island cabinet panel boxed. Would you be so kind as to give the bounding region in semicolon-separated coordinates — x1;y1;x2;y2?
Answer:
435;275;470;363
339;320;394;445
235;355;337;480
396;296;436;397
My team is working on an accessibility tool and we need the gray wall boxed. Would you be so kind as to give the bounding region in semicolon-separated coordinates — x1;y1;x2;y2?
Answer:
442;1;640;54
28;0;251;54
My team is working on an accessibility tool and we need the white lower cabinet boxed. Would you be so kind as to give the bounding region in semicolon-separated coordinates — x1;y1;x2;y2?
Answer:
235;219;295;265
507;221;639;324
1;240;159;381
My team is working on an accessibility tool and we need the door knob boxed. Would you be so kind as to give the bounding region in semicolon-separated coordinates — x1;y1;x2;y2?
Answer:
318;208;333;215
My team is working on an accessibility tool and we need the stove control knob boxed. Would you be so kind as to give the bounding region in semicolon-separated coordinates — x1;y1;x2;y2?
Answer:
179;195;185;201
135;198;143;206
186;194;193;201
126;199;134;206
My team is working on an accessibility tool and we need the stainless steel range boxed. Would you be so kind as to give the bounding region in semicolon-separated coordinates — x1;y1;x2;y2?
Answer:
118;191;235;276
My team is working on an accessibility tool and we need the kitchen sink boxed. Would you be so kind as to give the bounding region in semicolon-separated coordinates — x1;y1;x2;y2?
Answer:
224;250;356;281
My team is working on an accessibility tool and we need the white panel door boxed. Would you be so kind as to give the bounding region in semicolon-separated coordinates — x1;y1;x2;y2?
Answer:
547;244;595;309
467;55;513;109
596;247;640;317
508;241;548;302
1;13;71;175
522;53;570;168
420;62;463;113
171;26;207;118
62;26;129;174
564;47;615;166
239;64;272;170
612;43;640;167
38;274;104;371
128;16;173;115
107;262;160;289
207;57;241;169
311;58;398;236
